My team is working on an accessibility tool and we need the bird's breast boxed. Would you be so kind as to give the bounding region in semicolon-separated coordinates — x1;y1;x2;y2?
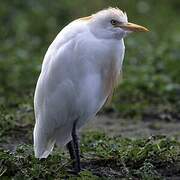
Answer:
75;38;125;123
94;39;125;102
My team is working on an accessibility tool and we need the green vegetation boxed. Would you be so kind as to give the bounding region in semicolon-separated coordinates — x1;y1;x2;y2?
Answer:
1;132;180;179
0;0;180;179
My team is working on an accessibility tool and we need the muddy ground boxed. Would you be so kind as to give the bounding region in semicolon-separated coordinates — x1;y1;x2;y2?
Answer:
1;113;180;179
84;114;180;139
2;113;180;151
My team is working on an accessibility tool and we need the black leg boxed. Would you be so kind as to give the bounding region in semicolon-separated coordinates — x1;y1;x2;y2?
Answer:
66;140;76;167
71;120;81;173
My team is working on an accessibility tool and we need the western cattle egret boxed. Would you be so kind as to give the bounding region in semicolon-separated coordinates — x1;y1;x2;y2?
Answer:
33;7;148;172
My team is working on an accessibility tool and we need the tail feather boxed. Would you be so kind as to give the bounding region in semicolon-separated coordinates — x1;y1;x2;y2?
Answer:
33;120;72;158
33;124;55;158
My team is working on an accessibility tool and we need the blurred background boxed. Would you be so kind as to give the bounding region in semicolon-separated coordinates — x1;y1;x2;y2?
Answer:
0;0;180;147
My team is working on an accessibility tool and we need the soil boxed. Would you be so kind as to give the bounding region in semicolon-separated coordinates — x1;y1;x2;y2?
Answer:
1;114;180;179
84;114;180;139
1;113;180;151
81;115;180;179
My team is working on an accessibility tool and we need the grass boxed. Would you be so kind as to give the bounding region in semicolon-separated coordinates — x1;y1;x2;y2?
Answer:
0;0;180;179
0;132;180;179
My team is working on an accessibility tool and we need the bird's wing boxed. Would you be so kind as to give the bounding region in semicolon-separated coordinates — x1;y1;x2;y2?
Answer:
41;19;90;72
34;20;94;158
34;18;90;120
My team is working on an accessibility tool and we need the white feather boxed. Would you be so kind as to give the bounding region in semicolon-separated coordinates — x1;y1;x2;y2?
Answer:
34;8;125;158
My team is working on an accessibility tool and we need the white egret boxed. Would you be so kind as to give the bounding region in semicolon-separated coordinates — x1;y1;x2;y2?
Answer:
33;7;148;172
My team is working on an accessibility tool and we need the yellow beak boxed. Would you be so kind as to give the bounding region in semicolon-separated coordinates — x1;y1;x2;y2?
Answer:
119;22;149;32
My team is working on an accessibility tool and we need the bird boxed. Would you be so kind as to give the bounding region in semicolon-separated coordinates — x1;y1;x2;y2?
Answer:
33;7;149;173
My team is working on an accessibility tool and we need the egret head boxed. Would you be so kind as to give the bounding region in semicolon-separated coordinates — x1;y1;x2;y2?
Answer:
89;7;149;40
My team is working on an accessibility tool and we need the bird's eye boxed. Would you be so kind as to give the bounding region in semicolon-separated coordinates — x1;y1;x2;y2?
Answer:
111;19;118;25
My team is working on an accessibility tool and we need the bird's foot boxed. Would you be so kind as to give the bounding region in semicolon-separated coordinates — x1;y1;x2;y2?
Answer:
66;169;79;175
67;160;81;174
74;164;81;174
72;161;81;174
67;166;82;175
